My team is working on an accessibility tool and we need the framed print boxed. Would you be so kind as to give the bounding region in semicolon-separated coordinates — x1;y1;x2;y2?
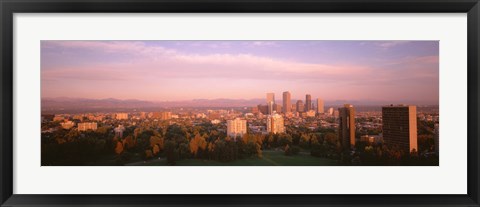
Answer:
1;0;479;206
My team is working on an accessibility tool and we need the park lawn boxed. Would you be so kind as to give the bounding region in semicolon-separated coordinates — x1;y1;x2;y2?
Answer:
129;150;338;166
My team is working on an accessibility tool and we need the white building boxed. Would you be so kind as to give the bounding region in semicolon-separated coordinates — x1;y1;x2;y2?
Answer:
227;118;247;138
267;113;285;134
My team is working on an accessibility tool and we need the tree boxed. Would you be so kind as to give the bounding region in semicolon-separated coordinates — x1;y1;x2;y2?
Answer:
189;134;207;157
114;141;124;155
152;144;160;155
164;140;177;165
149;136;164;151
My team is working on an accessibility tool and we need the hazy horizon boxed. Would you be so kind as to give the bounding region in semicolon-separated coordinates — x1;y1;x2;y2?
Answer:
41;40;439;105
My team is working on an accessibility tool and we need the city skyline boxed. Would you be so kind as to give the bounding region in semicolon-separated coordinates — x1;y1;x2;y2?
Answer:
41;40;439;104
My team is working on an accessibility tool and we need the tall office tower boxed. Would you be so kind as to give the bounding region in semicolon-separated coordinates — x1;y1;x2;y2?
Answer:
266;92;275;115
227;118;247;138
316;98;324;114
382;105;418;154
305;94;312;111
434;123;439;156
296;100;305;112
338;104;355;150
282;91;292;113
268;101;274;115
267;113;285;134
274;104;282;113
266;93;275;104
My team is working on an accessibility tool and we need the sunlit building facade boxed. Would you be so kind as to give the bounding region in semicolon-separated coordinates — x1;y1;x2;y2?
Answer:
227;118;247;138
267;113;285;134
316;98;324;114
116;113;129;120
296;100;305;113
78;122;97;131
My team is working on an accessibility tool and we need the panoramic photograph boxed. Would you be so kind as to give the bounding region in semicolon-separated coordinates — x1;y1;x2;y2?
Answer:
41;40;439;166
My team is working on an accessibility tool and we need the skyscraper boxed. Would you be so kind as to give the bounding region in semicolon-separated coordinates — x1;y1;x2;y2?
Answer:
266;92;275;115
268;102;274;115
227;118;247;138
274;104;282;113
338;104;355;150
305;94;312;111
283;91;291;113
267;113;285;134
296;100;305;113
266;93;275;103
382;105;418;154
316;98;324;114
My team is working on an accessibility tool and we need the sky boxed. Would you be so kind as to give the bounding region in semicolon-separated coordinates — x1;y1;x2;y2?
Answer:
41;40;439;105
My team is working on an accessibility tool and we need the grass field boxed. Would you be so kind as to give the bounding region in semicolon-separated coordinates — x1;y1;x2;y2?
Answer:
127;150;338;166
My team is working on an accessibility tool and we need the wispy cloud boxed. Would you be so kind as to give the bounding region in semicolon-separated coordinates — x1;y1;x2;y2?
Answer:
41;40;439;103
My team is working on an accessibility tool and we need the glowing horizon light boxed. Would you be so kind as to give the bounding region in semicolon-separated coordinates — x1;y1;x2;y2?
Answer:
41;40;439;105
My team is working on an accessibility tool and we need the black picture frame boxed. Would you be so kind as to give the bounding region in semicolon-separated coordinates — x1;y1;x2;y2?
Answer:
1;0;479;206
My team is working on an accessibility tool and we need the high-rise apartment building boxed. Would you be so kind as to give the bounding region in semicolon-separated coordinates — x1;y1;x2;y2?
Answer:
316;98;324;114
267;113;285;134
382;105;418;153
227;118;247;138
305;94;312;111
338;104;355;149
296;100;305;113
283;91;291;113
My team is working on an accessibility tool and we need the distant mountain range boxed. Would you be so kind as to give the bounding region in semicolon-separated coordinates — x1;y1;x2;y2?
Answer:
41;97;438;113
